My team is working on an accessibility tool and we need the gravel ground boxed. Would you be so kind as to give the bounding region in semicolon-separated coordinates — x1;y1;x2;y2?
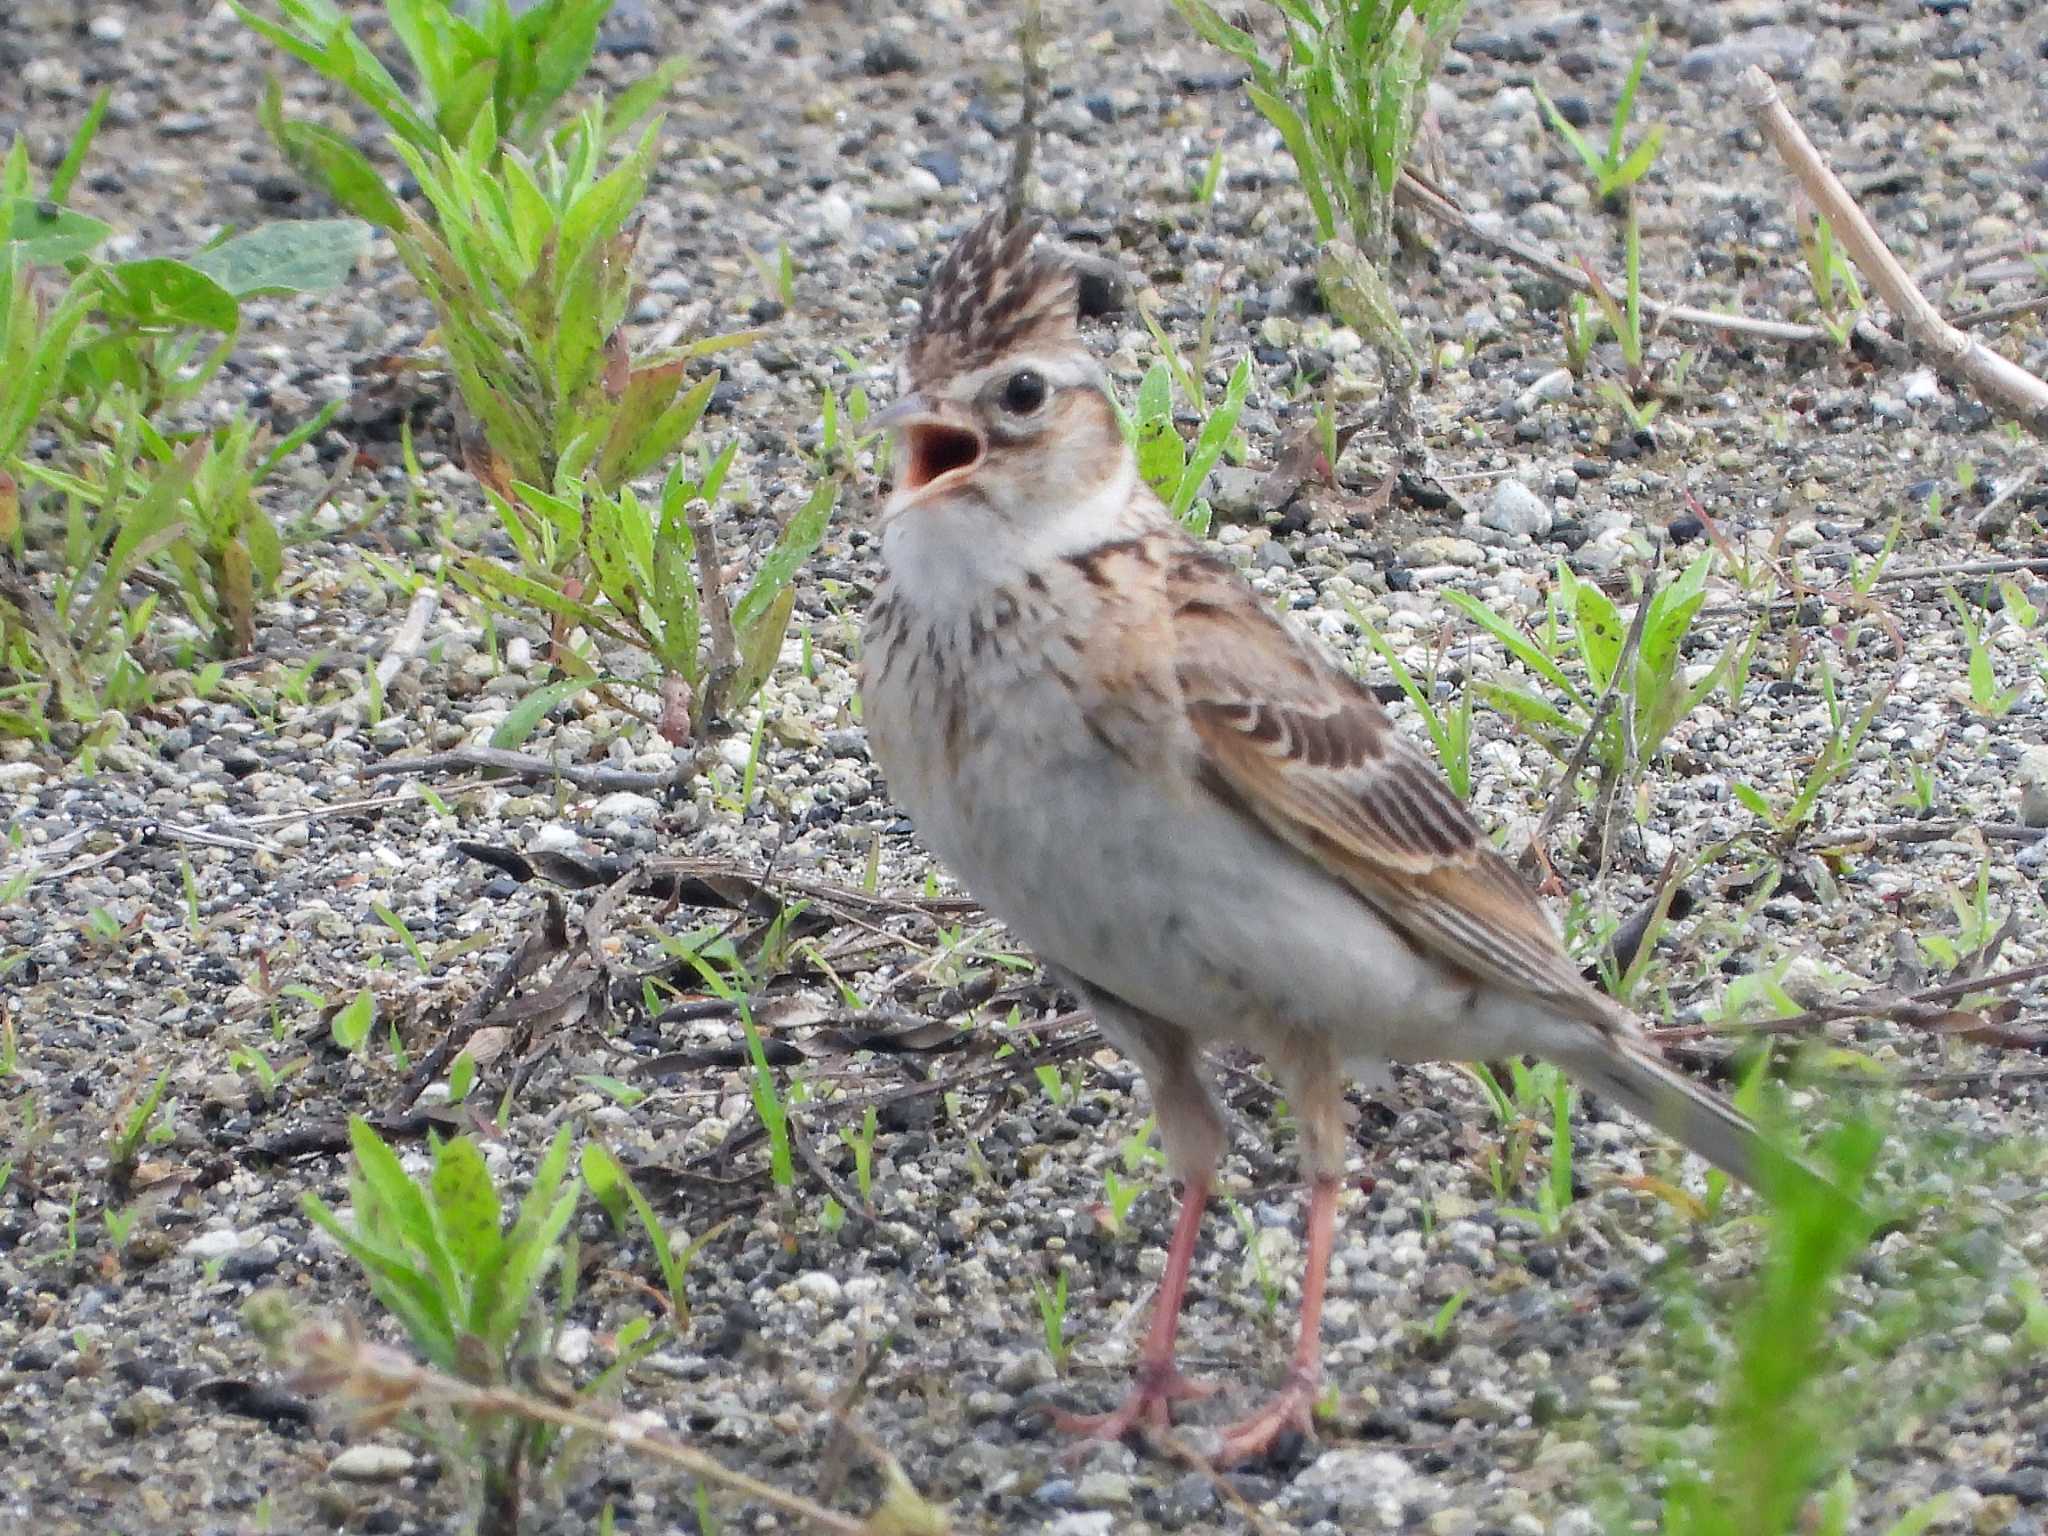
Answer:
4;1;2048;1532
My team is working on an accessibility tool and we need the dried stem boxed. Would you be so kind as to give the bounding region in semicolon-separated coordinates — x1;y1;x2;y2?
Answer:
1395;169;1865;348
1649;958;2048;1045
687;496;739;717
1005;0;1045;230
289;1318;946;1536
1737;67;2048;438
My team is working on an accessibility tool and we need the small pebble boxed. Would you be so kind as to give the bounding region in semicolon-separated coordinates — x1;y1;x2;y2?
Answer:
329;1445;417;1482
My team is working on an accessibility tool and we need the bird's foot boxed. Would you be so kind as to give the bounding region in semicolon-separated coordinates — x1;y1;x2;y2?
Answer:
1053;1360;1217;1445
1212;1371;1319;1467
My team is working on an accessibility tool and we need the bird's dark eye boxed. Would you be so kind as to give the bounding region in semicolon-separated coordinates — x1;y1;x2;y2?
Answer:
1000;368;1048;414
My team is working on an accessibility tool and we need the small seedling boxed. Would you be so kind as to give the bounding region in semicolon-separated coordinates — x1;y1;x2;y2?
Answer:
1114;340;1253;536
582;1142;726;1329
1095;1168;1144;1237
839;1105;879;1210
1347;603;1475;798
108;1066;170;1174
330;987;375;1053
1033;1268;1072;1373
1946;589;2025;717
1796;207;1866;347
1229;1200;1283;1321
305;1119;582;1529
1426;1286;1470;1346
1534;29;1665;202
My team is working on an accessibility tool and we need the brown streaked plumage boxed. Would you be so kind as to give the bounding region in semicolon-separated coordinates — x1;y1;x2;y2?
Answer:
860;212;1799;1467
905;214;1080;391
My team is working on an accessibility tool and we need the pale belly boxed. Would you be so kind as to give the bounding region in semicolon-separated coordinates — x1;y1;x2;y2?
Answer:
867;657;1498;1066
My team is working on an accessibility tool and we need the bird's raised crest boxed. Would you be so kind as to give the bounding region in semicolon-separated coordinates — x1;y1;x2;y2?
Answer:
906;211;1078;387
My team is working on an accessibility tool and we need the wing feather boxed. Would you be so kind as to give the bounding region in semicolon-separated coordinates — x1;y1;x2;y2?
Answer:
1165;548;1601;1017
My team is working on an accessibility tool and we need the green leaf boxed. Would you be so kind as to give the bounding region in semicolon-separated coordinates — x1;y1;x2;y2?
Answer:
1;198;114;265
1442;590;1584;705
186;219;370;297
94;259;240;332
261;81;408;230
48;89;111;205
1136;417;1186;500
304;1191;458;1364
491;675;596;750
1565;570;1626;691
730;584;795;708
1174;355;1253;519
430;1134;503;1284
330;986;375;1051
597;365;713;489
731;475;837;637
1246;82;1336;240
345;1116;463;1323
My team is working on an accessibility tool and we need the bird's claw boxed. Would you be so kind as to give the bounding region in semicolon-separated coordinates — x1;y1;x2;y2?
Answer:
1052;1361;1217;1447
1212;1373;1319;1467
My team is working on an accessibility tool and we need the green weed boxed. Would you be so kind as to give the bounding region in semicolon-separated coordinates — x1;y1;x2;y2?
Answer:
1174;0;1465;437
304;1118;582;1530
235;0;685;166
1534;29;1664;202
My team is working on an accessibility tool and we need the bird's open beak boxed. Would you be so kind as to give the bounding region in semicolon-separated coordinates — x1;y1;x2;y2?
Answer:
874;392;984;496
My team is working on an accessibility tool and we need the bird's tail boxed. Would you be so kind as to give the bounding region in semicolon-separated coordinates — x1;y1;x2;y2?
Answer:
1552;1026;1810;1198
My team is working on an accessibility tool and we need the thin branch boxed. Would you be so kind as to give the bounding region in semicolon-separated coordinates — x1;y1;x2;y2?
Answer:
1807;820;2046;852
1738;67;2048;438
1005;0;1045;230
1395;169;1858;347
365;745;682;793
286;1320;932;1536
1649;958;2048;1045
374;575;442;692
1952;293;2048;331
1911;232;2046;287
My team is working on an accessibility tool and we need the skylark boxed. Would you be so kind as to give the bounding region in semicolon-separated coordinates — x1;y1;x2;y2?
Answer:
860;212;1784;1465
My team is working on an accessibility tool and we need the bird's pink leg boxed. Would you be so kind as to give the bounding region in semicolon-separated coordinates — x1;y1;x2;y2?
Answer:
1213;1172;1339;1466
1054;1172;1216;1442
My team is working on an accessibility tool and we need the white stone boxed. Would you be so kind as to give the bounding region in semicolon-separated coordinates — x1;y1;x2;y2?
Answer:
593;791;660;820
794;1270;843;1306
1481;478;1553;539
1515;367;1575;413
553;1326;592;1367
182;1228;254;1261
1901;368;1941;405
329;1444;416;1481
88;12;127;42
530;821;582;853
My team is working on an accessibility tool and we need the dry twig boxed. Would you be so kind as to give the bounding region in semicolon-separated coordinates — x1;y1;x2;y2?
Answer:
1649;958;2048;1046
287;1318;949;1535
365;745;682;793
1737;67;2048;437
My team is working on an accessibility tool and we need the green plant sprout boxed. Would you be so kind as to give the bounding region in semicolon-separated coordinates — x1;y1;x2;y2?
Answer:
1174;0;1466;446
1796;208;1866;348
305;1119;582;1531
234;0;685;165
1033;1268;1072;1373
1346;602;1475;797
1114;338;1253;536
1534;29;1665;202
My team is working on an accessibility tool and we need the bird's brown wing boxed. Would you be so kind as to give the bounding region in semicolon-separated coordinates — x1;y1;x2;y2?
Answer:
1166;550;1603;1019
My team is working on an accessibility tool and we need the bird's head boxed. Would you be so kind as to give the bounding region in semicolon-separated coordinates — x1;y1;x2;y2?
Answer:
877;213;1127;529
